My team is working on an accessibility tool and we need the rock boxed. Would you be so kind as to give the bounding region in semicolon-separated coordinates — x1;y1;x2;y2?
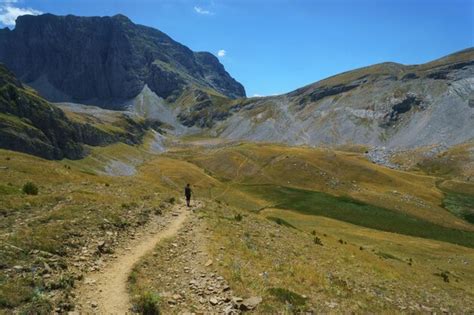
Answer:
224;305;234;314
205;259;213;267
209;297;218;305
90;301;98;308
240;296;262;310
326;301;338;309
84;278;96;285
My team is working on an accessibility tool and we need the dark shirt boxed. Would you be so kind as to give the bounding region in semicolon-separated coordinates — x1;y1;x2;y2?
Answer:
185;187;192;198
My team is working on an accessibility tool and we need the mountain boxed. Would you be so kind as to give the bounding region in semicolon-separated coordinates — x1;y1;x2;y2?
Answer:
208;48;474;148
0;13;471;150
0;14;245;107
0;64;156;159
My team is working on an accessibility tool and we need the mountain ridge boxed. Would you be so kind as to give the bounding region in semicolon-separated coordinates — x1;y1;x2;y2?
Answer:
0;13;472;152
0;13;245;107
207;48;474;149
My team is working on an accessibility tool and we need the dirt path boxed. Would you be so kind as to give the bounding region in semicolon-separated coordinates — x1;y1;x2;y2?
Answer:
74;201;201;314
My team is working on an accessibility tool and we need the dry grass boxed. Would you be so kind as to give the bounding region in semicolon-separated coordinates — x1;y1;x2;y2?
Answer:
1;136;473;312
202;203;474;312
182;142;472;230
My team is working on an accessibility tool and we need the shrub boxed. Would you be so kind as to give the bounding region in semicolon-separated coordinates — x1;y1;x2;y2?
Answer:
434;271;450;283
313;237;323;246
134;291;161;315
311;230;316;235
234;214;243;222
22;182;38;195
21;293;53;314
168;197;176;204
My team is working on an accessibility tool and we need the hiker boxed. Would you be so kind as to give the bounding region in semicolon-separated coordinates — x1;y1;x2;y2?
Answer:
184;183;192;207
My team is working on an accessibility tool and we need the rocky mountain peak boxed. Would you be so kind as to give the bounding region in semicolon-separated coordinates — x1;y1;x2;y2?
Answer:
0;14;245;107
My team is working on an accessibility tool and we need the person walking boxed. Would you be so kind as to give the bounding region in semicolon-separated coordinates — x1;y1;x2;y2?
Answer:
184;183;192;208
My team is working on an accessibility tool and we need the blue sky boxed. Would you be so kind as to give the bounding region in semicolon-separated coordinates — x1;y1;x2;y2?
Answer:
0;0;472;97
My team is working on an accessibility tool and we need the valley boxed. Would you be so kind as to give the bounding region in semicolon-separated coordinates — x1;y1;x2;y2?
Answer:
0;133;473;313
0;12;472;314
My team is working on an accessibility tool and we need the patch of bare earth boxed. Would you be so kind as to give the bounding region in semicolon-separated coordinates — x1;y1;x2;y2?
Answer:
72;201;199;313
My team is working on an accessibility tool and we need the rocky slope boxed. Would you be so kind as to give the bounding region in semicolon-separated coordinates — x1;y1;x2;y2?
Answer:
0;64;156;159
209;48;474;148
0;14;245;107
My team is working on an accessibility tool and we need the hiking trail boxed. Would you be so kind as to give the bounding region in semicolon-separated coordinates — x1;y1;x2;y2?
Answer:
74;201;202;314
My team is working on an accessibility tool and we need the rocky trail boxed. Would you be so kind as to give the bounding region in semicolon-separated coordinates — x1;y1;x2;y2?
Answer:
129;203;263;314
73;201;202;313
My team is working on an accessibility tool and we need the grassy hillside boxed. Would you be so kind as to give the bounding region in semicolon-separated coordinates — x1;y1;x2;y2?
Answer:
1;137;473;312
240;184;474;248
177;142;472;231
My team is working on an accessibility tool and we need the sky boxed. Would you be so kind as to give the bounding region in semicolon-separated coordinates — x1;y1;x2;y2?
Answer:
0;0;472;97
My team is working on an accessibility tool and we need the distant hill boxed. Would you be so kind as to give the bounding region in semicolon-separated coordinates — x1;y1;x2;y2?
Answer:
208;48;474;148
0;14;245;107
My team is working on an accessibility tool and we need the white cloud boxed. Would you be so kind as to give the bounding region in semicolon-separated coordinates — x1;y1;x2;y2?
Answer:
217;49;226;58
253;94;264;97
194;6;212;15
0;1;42;27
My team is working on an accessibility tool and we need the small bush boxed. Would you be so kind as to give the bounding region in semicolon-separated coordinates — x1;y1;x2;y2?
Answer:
134;291;161;315
311;230;316;235
5;157;10;160
22;182;38;195
45;274;75;290
21;293;53;314
168;197;176;204
234;214;243;222
313;236;323;246
112;217;130;229
434;271;450;283
129;271;138;285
